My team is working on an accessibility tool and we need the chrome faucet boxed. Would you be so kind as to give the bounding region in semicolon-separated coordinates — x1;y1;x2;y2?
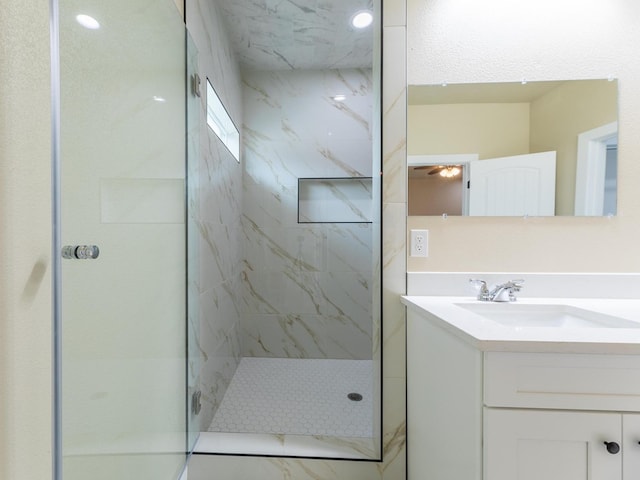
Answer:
469;279;524;302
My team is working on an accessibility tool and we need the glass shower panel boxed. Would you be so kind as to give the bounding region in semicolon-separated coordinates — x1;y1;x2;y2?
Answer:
57;0;187;478
186;31;201;454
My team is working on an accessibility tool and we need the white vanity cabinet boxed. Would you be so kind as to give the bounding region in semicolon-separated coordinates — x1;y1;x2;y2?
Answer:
407;309;483;480
406;309;640;480
484;352;640;479
484;409;624;479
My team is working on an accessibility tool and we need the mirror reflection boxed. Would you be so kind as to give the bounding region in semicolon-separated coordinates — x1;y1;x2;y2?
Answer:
408;79;618;217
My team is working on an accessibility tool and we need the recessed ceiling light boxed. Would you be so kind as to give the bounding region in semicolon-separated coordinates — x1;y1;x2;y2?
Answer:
351;10;373;29
153;96;167;103
332;94;347;102
76;14;100;30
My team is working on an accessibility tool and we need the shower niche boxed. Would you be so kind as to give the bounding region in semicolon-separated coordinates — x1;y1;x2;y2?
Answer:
298;177;374;224
187;0;382;460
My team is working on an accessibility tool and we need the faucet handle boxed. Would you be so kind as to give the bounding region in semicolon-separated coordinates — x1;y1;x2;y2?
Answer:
503;279;525;301
469;279;490;300
469;278;487;290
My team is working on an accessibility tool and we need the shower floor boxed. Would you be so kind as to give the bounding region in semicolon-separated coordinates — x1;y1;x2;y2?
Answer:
207;357;373;438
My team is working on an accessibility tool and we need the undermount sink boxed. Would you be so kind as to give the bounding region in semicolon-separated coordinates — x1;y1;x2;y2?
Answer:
455;302;640;329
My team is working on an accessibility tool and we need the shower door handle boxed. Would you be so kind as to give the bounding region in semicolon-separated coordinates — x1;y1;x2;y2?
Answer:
61;245;100;260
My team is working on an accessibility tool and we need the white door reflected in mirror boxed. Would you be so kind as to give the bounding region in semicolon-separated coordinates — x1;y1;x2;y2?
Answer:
468;151;556;216
408;151;556;216
407;79;618;217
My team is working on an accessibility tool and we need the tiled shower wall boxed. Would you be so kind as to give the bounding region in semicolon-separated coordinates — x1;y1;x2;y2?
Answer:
241;69;375;360
188;0;380;429
190;0;408;475
187;2;407;475
187;0;244;430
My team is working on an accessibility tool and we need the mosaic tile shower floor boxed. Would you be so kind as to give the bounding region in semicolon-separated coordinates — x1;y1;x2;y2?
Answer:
207;357;373;437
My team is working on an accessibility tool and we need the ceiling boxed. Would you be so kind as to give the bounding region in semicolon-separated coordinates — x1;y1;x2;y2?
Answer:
215;0;375;71
408;165;465;179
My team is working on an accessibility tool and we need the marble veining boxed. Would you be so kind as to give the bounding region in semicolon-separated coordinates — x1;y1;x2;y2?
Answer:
188;0;245;431
298;178;373;223
185;0;394;472
183;0;402;476
241;68;374;360
195;431;378;459
215;0;374;71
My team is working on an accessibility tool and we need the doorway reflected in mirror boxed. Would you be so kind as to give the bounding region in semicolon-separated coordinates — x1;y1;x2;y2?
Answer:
408;79;618;217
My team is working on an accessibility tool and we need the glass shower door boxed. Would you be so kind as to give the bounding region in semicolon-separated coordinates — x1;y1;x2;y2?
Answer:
55;0;188;478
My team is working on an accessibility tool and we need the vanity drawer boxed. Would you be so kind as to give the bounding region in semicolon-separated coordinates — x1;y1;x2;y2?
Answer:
484;352;640;411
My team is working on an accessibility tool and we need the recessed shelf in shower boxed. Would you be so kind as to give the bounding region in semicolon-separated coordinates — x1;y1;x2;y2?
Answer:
297;177;373;224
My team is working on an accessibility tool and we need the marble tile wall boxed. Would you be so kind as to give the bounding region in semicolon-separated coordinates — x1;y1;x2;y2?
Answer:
190;0;407;476
186;0;407;475
380;0;408;477
241;68;375;360
187;0;244;430
215;0;374;71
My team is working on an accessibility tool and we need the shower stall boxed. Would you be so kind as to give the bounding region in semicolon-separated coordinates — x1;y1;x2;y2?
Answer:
187;0;382;460
53;0;381;477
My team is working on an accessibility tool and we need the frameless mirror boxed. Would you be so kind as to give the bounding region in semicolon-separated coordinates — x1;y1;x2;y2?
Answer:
408;79;618;217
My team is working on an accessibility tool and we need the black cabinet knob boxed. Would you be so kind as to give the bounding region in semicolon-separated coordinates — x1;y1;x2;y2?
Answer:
604;441;620;454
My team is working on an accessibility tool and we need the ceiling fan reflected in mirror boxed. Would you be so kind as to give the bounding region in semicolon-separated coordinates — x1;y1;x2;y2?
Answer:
413;164;463;177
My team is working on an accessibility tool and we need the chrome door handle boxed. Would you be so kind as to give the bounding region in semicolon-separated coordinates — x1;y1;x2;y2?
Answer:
61;245;100;260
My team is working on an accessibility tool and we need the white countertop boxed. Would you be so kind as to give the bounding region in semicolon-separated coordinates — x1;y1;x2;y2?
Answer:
401;296;640;354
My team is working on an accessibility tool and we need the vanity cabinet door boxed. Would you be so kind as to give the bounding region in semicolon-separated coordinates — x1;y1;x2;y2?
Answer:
484;408;621;480
623;414;640;478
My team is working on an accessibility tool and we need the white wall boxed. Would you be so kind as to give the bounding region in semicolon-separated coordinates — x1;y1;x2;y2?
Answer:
407;0;640;273
0;1;53;479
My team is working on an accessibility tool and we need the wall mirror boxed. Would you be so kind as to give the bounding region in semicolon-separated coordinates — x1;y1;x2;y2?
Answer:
408;79;618;217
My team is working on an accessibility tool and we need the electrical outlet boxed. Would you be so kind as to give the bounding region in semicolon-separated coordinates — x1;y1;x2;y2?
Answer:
410;229;428;257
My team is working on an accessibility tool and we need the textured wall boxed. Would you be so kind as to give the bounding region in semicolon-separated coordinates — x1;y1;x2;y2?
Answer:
0;1;53;480
407;0;640;273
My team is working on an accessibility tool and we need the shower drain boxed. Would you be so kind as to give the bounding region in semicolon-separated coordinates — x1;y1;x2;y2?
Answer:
347;392;363;401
